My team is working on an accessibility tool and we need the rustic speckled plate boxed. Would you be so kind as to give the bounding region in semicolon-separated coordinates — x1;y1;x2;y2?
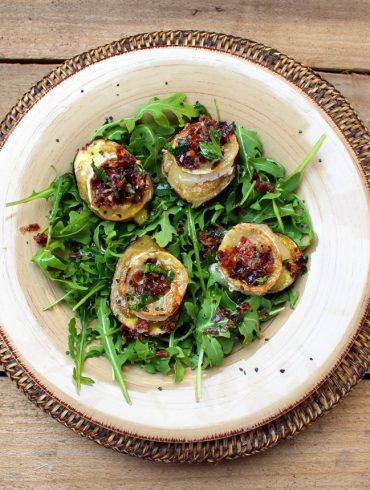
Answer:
0;31;369;462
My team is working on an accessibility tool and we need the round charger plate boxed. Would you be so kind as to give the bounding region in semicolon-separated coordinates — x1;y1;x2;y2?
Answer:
0;31;369;463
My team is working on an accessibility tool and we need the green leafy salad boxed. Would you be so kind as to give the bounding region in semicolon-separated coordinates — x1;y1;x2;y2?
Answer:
7;93;325;403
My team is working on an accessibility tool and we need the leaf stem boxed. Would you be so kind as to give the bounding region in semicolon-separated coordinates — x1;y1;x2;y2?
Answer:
186;207;207;296
240;180;256;205
74;313;88;393
6;185;55;207
46;177;64;247
72;281;106;311
97;301;131;404
272;199;285;233
214;98;221;120
43;291;71;311
196;347;204;402
296;134;326;175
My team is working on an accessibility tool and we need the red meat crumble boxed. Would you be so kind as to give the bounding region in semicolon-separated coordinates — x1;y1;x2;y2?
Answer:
19;223;40;233
131;262;171;298
197;227;223;255
33;232;48;246
218;236;275;286
90;148;147;207
174;115;235;170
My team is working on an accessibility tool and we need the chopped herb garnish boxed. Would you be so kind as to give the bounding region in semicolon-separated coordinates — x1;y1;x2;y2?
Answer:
199;127;223;163
127;291;159;311
91;161;107;183
255;275;269;285
171;140;190;157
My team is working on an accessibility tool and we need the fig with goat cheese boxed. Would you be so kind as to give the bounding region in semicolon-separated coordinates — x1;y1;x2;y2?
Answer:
162;115;239;208
110;236;188;336
217;223;283;295
268;233;305;293
74;138;152;223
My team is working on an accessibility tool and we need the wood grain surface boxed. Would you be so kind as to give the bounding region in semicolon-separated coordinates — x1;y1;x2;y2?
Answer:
0;1;369;487
0;0;369;71
0;377;369;489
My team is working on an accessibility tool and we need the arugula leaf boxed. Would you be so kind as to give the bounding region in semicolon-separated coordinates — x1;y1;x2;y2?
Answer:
251;157;285;179
136;92;199;128
235;125;263;177
174;358;185;383
152;209;178;247
6;173;73;207
202;336;224;366
32;247;66;271
238;298;261;345
128;124;174;172
194;101;212;119
68;309;98;392
92;120;130;141
186;207;206;295
280;135;326;198
96;298;131;404
199;128;223;163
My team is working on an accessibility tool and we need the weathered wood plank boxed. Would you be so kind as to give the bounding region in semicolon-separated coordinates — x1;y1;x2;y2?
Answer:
0;377;369;488
0;0;369;71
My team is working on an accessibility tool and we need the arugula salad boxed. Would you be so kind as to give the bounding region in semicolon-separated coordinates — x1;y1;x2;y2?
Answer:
8;93;325;403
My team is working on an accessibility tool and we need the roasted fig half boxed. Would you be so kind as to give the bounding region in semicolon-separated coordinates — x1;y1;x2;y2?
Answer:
162;115;239;208
268;233;305;293
217;223;283;295
110;236;188;336
74;138;152;222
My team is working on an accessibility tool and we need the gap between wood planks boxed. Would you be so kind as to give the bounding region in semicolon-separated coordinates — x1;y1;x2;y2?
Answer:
0;58;370;77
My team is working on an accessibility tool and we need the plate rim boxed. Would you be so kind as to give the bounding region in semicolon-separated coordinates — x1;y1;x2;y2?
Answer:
0;30;369;463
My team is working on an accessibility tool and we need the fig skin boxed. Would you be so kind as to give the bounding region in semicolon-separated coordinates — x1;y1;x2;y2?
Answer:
268;233;305;293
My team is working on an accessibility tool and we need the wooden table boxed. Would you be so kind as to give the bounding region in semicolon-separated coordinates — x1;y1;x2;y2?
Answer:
1;2;369;488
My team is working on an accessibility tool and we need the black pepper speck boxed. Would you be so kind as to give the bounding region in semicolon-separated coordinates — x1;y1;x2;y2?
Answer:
66;350;70;355
158;386;163;391
255;367;259;373
319;159;322;163
309;357;313;361
264;338;269;342
298;130;302;134
239;367;243;372
165;81;168;85
280;369;285;373
116;83;120;87
56;138;60;143
81;89;84;93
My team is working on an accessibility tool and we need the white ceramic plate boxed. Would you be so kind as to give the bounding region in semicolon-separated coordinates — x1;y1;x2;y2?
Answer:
0;43;369;442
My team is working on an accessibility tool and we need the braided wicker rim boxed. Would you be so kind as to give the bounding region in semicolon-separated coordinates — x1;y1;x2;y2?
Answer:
0;31;369;463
